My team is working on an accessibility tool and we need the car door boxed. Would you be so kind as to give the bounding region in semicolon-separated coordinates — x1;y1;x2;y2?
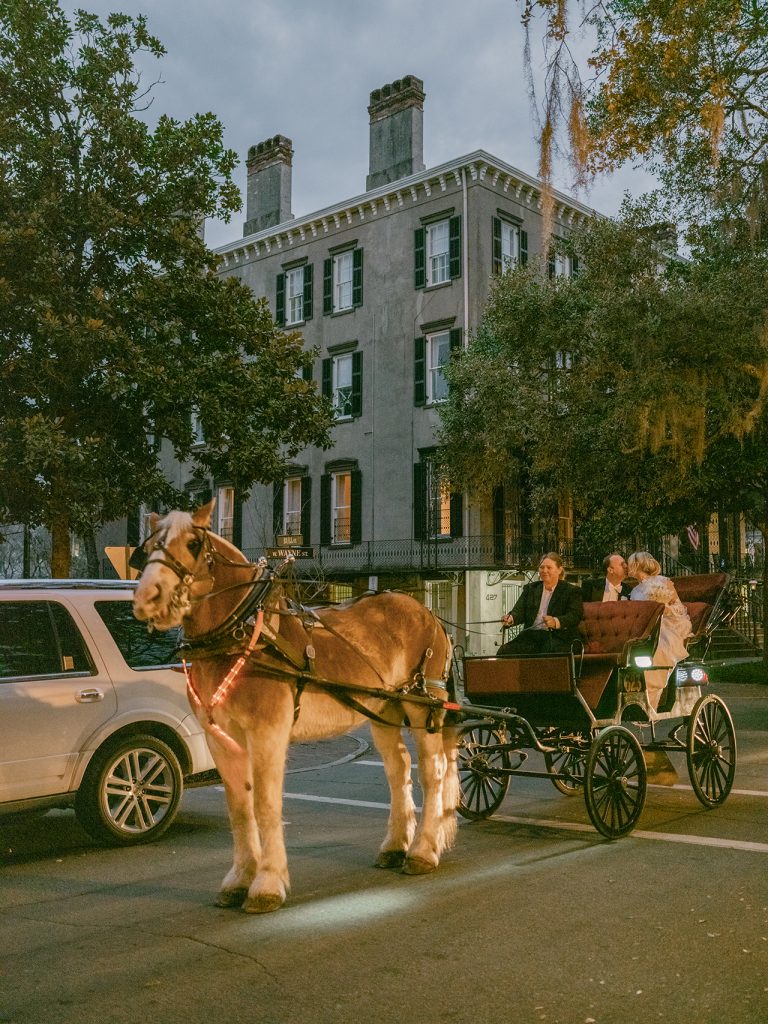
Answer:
0;598;118;803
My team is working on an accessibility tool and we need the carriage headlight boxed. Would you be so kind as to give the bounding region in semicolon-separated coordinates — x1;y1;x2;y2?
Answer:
634;655;653;668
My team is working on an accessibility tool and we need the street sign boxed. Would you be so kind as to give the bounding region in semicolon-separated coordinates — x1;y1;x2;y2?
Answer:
104;546;140;580
265;546;315;559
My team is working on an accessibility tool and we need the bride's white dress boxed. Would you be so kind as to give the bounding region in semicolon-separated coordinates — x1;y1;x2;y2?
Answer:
630;575;692;708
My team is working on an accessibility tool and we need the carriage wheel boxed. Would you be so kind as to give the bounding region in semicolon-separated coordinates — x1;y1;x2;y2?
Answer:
544;744;587;796
686;694;736;808
457;723;511;820
584;727;647;839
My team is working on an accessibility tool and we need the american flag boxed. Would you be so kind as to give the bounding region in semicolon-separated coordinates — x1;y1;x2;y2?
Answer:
686;524;700;550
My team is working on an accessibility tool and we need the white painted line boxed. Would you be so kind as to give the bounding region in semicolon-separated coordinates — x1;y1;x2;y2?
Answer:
285;792;391;811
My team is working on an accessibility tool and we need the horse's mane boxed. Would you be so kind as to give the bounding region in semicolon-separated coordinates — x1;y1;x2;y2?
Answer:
158;510;195;541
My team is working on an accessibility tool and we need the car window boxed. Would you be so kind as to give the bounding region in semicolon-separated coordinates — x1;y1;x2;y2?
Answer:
95;601;183;669
0;601;92;678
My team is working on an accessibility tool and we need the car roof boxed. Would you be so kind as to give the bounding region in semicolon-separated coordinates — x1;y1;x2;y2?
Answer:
0;579;137;592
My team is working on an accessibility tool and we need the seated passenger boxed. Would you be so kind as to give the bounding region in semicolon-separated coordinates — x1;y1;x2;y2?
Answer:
581;552;635;602
498;552;583;656
628;551;692;709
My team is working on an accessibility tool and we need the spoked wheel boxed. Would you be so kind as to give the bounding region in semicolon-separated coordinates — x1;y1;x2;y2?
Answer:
584;726;647;839
457;723;511;820
686;694;736;807
544;741;587;796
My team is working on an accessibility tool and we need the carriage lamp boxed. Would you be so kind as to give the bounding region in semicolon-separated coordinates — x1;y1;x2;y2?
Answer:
677;665;708;685
634;655;653;668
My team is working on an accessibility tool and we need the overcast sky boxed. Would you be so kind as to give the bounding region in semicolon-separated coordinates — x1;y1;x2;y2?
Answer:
62;0;657;249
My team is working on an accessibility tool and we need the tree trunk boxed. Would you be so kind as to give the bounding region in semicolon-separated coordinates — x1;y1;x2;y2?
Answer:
83;531;100;577
50;519;71;578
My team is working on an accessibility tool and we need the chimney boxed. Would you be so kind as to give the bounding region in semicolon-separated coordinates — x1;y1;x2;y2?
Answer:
366;75;425;191
243;135;293;236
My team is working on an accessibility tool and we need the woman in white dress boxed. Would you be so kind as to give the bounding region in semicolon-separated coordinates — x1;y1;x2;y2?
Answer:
628;551;692;710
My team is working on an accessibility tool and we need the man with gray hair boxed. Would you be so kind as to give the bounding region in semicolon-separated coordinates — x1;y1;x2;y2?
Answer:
581;553;634;602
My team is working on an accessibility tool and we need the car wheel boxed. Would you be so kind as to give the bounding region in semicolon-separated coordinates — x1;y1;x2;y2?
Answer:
75;734;183;846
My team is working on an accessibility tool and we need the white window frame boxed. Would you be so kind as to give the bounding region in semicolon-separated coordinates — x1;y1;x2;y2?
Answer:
285;266;304;325
283;477;302;535
426;331;451;404
501;221;520;270
426;219;450;286
333;251;353;311
216;485;235;542
552;252;572;278
332;352;354;419
331;470;351;545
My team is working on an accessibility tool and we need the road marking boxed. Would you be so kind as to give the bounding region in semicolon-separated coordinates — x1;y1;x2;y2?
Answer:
285;792;391;811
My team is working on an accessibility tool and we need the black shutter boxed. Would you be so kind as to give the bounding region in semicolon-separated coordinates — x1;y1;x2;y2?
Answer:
302;360;313;382
450;491;464;538
520;229;528;266
276;273;285;326
352;248;363;306
351;350;362;417
413;462;426;540
323;257;333;314
303;263;313;320
449;216;461;279
273;481;284;538
233;489;243;549
321;357;332;399
351;469;362;545
414;227;426;289
548;251;556;279
492;217;502;274
320;474;331;545
414;336;426;406
449;328;462;353
300;476;312;545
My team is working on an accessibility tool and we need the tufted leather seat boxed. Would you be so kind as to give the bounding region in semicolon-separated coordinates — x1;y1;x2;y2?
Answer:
576;601;664;709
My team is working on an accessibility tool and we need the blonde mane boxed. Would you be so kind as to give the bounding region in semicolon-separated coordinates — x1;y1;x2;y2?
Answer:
158;510;194;541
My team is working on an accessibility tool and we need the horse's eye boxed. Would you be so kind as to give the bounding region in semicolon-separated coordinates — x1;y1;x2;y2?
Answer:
187;538;202;557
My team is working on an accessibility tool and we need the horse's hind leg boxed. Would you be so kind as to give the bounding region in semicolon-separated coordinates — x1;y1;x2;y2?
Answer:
403;722;458;875
370;722;416;869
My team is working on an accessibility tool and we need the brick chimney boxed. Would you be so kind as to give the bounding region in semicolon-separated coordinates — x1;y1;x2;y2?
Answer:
366;75;425;191
243;135;293;236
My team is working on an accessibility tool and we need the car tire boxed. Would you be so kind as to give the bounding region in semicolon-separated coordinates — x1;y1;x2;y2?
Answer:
75;733;183;846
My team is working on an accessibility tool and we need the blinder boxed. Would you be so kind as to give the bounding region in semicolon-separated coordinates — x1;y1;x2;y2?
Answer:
128;542;150;573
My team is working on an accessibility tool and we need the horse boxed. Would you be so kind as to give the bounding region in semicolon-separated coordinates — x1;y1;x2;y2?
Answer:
131;500;460;913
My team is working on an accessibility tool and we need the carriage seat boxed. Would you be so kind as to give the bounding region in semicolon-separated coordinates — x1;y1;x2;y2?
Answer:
669;572;731;649
576;600;664;709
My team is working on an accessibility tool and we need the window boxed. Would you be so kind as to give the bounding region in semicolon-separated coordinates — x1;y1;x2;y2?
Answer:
413;457;463;540
323;249;363;314
191;410;205;446
414;328;461;406
548;245;579;279
320;466;362;545
273;474;311;542
284;477;303;535
414;216;461;288
96;602;182;670
0;602;91;678
492;217;529;273
276;264;313;326
322;350;362;419
216;485;235;542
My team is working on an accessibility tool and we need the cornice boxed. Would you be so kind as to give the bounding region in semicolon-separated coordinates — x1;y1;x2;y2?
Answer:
214;150;602;269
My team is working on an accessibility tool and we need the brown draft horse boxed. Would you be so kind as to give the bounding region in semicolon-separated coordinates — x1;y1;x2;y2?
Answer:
132;501;459;913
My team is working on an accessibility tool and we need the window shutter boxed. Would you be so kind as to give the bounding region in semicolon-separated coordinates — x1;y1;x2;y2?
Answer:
520;229;528;266
273;481;284;538
321;357;332;399
323;258;333;314
413;462;425;540
414;227;426;289
449;328;462;353
350;469;362;545
548;252;556;279
351;350;362;417
302;360;313;382
352;248;363;307
320;474;331;545
276;273;286;326
449;216;462;279
303;263;313;320
300;476;312;544
492;217;502;275
414;337;426;406
233;489;243;549
450;491;464;538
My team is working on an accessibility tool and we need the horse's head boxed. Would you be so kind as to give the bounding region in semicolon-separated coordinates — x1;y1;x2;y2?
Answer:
132;500;218;631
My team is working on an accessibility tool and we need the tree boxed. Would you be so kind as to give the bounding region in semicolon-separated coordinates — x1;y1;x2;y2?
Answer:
438;200;768;554
521;0;768;225
0;1;333;576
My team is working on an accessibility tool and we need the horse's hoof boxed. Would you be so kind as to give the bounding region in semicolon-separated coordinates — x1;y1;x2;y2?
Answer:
401;856;437;875
243;893;285;914
214;887;248;908
375;850;407;869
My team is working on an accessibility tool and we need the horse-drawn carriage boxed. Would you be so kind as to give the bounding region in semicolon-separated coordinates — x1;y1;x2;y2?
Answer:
455;573;738;838
129;503;739;911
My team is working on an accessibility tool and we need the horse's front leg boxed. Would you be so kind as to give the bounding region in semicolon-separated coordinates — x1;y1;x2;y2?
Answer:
242;728;292;913
370;722;416;870
404;721;457;875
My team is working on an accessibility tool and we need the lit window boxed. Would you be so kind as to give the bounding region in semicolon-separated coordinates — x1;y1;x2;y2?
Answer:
426;220;450;286
285;267;304;325
334;251;353;311
331;471;351;544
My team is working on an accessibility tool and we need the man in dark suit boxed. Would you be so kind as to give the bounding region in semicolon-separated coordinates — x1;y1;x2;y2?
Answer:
498;552;583;655
581;552;634;603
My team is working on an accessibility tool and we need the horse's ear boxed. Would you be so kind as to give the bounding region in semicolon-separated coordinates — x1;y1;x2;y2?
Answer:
148;513;161;533
192;498;216;528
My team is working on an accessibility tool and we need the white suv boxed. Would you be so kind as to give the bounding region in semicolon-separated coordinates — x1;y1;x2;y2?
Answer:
0;580;216;845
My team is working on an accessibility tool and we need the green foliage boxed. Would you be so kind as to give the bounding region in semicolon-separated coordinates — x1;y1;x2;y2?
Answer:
0;1;333;572
438;199;768;550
